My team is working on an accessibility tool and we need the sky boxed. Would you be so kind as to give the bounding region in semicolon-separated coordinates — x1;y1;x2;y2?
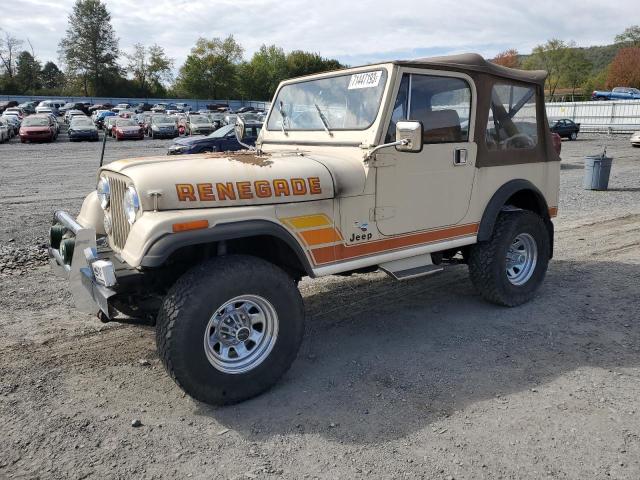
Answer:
0;0;634;69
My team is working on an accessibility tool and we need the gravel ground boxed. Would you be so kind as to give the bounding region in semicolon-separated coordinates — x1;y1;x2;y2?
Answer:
1;130;640;479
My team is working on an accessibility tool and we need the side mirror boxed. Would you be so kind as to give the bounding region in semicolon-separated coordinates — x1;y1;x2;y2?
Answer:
235;116;246;140
395;120;423;153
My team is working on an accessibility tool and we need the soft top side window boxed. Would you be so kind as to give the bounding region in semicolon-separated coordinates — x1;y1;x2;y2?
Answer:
385;72;471;144
486;84;538;151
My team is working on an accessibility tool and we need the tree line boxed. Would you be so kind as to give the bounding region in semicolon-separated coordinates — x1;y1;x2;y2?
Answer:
491;25;640;99
0;0;343;100
1;0;639;101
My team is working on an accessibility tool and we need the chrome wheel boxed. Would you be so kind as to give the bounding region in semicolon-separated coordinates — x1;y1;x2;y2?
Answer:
203;295;279;374
505;233;538;286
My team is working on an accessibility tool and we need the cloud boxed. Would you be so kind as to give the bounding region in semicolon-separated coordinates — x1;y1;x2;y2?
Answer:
0;0;634;69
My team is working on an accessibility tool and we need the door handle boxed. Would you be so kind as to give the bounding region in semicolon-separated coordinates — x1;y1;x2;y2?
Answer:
453;148;467;166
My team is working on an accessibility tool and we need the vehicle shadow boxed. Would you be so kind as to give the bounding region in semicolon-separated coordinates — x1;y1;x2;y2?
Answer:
195;259;640;444
560;163;583;170
606;187;640;192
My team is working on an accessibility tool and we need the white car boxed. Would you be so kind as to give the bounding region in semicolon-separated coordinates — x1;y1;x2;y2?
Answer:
0;117;9;142
36;100;65;115
64;109;86;123
631;131;640;148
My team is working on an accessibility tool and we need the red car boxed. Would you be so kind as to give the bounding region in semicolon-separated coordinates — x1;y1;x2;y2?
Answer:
114;118;144;141
551;132;562;155
19;115;57;143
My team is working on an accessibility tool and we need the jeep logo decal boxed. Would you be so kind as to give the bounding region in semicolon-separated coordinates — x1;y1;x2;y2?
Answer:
176;177;322;202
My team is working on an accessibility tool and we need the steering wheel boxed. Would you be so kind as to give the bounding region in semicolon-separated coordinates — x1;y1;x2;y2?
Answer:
503;133;535;149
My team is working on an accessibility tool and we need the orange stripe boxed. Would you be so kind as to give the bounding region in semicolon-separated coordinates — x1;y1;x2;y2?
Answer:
300;227;342;246
549;207;558;217
172;220;209;232
311;223;479;265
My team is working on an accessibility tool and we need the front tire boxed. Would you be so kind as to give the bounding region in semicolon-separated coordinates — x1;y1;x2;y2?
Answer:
468;211;550;307
156;255;305;405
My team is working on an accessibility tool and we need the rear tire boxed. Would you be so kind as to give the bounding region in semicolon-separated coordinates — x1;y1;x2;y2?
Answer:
468;211;550;307
570;132;577;141
156;255;305;405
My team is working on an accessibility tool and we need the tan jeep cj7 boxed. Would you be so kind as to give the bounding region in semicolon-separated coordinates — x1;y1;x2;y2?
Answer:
49;54;560;405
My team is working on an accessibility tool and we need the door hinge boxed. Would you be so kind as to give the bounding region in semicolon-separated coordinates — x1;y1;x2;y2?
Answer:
371;207;396;221
370;155;396;167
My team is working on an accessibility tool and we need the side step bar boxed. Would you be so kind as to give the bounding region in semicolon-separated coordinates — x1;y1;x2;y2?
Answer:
379;253;444;281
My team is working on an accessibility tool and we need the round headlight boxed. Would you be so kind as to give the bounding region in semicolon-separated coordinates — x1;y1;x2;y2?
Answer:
97;176;110;209
123;186;140;224
103;211;113;234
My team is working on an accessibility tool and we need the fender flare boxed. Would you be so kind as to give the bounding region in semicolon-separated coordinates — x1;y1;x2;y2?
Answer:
140;219;315;275
477;179;554;256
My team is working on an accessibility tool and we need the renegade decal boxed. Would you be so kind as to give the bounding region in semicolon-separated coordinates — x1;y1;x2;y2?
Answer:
176;177;323;202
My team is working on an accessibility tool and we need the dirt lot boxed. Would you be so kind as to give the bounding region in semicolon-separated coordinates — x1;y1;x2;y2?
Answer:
1;131;640;479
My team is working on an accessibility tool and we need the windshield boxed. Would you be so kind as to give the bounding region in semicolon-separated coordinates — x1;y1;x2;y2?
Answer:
71;118;93;127
22;117;49;126
207;124;234;138
191;116;211;125
152;115;174;124
267;69;387;131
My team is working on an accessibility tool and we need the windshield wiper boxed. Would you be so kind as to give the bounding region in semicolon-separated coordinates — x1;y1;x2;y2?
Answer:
314;103;332;136
278;100;288;135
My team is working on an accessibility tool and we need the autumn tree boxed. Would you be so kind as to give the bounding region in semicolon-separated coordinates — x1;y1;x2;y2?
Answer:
606;47;640;88
58;0;119;95
492;49;520;68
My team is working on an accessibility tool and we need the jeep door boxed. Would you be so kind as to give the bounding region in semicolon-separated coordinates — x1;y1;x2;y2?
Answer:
375;69;477;235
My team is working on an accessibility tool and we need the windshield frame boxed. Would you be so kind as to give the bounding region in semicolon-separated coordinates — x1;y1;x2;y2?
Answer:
266;67;389;133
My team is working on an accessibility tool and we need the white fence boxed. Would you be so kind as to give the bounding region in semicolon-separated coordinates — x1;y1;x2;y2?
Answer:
546;100;640;133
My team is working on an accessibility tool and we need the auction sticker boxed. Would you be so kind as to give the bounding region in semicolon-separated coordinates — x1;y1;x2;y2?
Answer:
348;71;383;89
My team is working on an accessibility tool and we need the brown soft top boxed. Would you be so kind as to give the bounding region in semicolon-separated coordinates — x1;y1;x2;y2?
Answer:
394;53;547;85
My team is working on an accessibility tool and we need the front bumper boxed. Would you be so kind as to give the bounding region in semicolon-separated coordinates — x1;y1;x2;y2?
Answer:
48;210;116;318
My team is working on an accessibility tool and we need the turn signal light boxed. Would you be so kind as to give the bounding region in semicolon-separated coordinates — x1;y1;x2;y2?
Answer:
172;220;209;232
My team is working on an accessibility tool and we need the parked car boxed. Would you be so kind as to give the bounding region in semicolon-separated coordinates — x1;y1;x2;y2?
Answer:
151;103;167;113
148;114;178;138
3;107;24;120
104;116;119;137
18;101;38;114
185;115;215;136
68;116;100;142
89;103;113;113
132;102;153;113
630;131;640;148
167;122;261;155
46;113;61;134
95;110;116;129
64;109;87;123
36;100;66;115
549;119;580;140
0;100;18;113
19;114;57;143
0;117;9;142
551;132;562;155
2;112;21;136
60;102;89;115
235;106;255;113
113;118;144;141
112;103;131;113
175;102;192;112
592;87;640;101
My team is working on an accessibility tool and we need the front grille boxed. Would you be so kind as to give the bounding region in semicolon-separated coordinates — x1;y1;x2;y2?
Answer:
105;173;131;251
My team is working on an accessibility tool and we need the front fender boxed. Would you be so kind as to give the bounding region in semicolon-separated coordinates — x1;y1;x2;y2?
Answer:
76;191;106;235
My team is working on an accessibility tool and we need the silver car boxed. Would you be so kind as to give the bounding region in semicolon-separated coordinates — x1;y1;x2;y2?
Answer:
631;131;640;148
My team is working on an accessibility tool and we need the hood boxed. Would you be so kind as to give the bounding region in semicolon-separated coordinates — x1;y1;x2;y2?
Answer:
173;135;210;146
21;126;50;133
102;152;341;210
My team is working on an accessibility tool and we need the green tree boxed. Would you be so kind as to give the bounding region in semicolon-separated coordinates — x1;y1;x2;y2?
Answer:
286;50;342;78
614;25;640;46
40;61;65;91
175;35;243;99
524;39;569;97
562;48;591;99
15;51;41;93
58;0;119;95
238;45;288;100
125;43;173;95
